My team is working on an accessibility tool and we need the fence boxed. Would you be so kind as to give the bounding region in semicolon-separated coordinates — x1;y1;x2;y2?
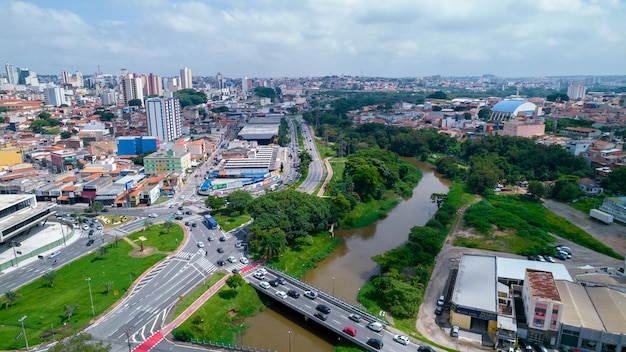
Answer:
188;339;277;352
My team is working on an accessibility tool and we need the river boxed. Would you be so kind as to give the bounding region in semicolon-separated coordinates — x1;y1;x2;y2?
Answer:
240;161;451;351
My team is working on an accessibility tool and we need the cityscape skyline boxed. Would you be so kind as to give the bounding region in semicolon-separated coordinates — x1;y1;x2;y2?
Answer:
1;0;626;79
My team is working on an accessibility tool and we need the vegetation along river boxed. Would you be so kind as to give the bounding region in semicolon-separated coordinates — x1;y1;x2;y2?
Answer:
240;161;451;351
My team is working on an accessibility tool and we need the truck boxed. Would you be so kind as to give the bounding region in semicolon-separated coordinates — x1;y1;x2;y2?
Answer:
204;214;219;229
590;209;613;224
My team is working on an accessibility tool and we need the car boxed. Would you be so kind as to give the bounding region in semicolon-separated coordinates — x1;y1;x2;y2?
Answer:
82;218;89;223
82;224;89;230
148;213;158;218
366;338;384;350
178;206;184;210
235;241;244;248
558;250;571;259
86;239;95;246
217;247;224;253
191;222;197;227
240;257;249;265
536;255;546;262
556;245;571;254
256;268;267;275
348;313;361;322
184;221;191;226
207;236;215;241
418;346;436;352
314;311;327;321
555;252;567;260
316;304;331;314
253;271;265;280
197;242;205;248
342;326;357;337
269;279;280;287
304;290;318;299
227;256;236;263
435;306;443;315
532;343;549;352
544;255;555;263
216;260;225;266
287;289;300;298
527;255;536;260
219;236;227;242
232;268;242;274
96;224;102;230
450;325;459;337
275;290;287;299
89;229;95;236
185;210;192;215
48;250;61;259
437;295;445;306
259;281;270;289
174;215;183;220
175;210;182;215
393;335;409;345
367;321;384;332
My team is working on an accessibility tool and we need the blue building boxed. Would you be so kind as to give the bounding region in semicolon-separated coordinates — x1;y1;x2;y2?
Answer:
117;136;159;156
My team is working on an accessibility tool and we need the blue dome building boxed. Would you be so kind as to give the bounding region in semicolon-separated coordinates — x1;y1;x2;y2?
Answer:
490;99;537;121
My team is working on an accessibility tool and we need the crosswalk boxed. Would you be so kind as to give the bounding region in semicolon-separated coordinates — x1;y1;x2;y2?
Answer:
194;257;217;273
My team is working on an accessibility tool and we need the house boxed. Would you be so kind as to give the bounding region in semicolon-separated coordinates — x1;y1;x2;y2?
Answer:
577;178;603;196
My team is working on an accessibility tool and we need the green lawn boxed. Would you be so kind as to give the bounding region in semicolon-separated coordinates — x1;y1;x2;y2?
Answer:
568;197;603;214
267;234;341;278
211;214;251;232
0;241;166;350
127;223;184;252
172;272;226;319
338;195;401;229
174;282;265;344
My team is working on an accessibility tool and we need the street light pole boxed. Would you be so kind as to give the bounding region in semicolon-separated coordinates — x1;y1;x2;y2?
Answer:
18;315;29;351
288;330;291;352
86;277;95;316
11;241;18;267
332;277;335;296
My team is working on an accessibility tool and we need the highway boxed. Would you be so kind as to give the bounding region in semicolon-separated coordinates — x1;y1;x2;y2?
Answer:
295;116;325;194
245;267;417;352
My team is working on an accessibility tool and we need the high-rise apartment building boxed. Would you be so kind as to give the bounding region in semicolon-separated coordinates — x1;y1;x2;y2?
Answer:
121;74;144;105
180;67;192;89
147;73;163;96
216;72;224;90
146;95;182;142
101;90;118;106
242;77;249;95
5;63;18;85
567;84;587;100
44;87;68;107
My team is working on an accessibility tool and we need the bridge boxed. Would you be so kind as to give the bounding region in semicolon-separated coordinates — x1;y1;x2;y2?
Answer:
243;266;415;352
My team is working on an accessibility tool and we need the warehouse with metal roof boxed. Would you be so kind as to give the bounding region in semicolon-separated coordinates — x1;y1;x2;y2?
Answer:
490;99;537;121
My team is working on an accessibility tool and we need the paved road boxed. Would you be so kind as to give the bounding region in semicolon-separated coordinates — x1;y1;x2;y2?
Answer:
296;117;325;194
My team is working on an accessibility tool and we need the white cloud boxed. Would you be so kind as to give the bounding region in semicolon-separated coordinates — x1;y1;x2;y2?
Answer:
1;0;625;77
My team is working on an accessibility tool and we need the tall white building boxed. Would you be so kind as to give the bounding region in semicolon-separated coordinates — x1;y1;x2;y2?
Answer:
242;76;249;96
121;74;144;105
100;90;118;106
5;62;18;85
44;87;68;107
180;67;192;89
146;95;182;142
567;84;587;100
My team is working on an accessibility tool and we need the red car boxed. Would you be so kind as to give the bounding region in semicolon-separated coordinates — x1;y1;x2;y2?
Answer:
342;326;357;337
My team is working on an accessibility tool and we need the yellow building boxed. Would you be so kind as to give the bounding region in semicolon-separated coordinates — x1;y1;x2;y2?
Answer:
0;146;23;167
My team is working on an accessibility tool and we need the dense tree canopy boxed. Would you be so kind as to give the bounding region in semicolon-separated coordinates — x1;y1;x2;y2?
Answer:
601;168;626;195
253;87;276;100
173;89;208;107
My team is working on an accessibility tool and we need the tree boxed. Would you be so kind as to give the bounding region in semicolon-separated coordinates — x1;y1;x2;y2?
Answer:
48;333;111;352
102;280;113;293
2;289;22;309
226;190;253;214
477;107;492;120
97;246;108;258
205;195;225;210
427;90;448;100
143;220;153;231
43;270;56;288
527;180;545;199
91;201;105;214
162;220;174;233
128;99;143;108
60;131;73;139
225;274;245;291
546;93;570;102
259;228;288;260
430;193;448;209
64;304;79;320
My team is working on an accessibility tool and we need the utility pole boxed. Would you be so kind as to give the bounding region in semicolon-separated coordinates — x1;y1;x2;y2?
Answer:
86;277;95;316
18;316;29;351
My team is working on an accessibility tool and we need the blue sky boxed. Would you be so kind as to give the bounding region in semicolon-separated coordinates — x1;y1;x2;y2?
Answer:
2;0;626;78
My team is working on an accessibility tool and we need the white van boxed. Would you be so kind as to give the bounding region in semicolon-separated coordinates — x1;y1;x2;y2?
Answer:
48;250;61;259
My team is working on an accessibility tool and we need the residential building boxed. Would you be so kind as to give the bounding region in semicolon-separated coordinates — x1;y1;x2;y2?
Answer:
143;150;191;175
522;270;563;342
565;139;593;156
0;194;56;244
180;67;192;89
5;62;18;85
577;178;603;197
146;73;163;97
43;87;68;107
50;150;78;172
567;84;587;100
146;95;182;142
100;90;117;106
121;74;144;105
0;145;23;167
117;136;159;156
501;118;545;137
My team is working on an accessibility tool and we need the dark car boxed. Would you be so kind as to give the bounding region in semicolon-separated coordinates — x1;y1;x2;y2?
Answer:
435;306;443;315
178;206;184;210
313;311;327;321
232;268;242;274
555;252;567;261
217;247;224;253
366;338;383;350
269;279;280;287
88;229;95;236
418;346;436;352
174;215;183;220
86;239;95;246
287;290;300;299
527;255;535;261
316;304;331;314
184;221;191;226
219;236;227;242
191;222;197;227
185;210;192;215
216;260;225;266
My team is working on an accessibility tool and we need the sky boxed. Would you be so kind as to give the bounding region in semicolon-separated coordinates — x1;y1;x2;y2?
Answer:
2;0;626;79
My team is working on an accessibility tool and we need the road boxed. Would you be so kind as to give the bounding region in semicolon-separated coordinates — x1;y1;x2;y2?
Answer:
295;117;325;194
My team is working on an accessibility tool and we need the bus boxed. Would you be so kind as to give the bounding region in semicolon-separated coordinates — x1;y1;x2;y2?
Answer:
204;214;219;229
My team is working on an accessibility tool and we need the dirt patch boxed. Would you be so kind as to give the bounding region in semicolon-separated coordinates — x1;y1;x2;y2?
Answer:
228;309;237;318
129;246;157;257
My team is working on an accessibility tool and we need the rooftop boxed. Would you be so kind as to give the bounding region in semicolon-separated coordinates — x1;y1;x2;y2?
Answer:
526;270;561;302
452;254;497;313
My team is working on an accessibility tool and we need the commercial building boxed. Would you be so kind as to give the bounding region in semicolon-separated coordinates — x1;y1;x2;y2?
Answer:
43;87;68;107
117;136;159;156
5;62;18;85
237;115;282;144
143;150;191;175
490;99;537;121
50;150;78;172
180;67;192;89
146;96;182;142
0;194;56;243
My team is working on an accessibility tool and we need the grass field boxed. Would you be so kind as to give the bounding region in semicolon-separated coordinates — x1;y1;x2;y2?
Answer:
267;233;341;278
127;223;184;252
211;214;251;232
0;240;166;350
568;197;603;214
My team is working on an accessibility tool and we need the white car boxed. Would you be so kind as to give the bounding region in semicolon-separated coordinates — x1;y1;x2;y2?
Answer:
82;224;89;230
197;242;205;248
275;290;287;299
148;213;158;218
240;257;249;265
227;256;236;263
256;268;267;275
253;271;265;280
259;281;270;289
367;321;384;332
393;335;410;345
